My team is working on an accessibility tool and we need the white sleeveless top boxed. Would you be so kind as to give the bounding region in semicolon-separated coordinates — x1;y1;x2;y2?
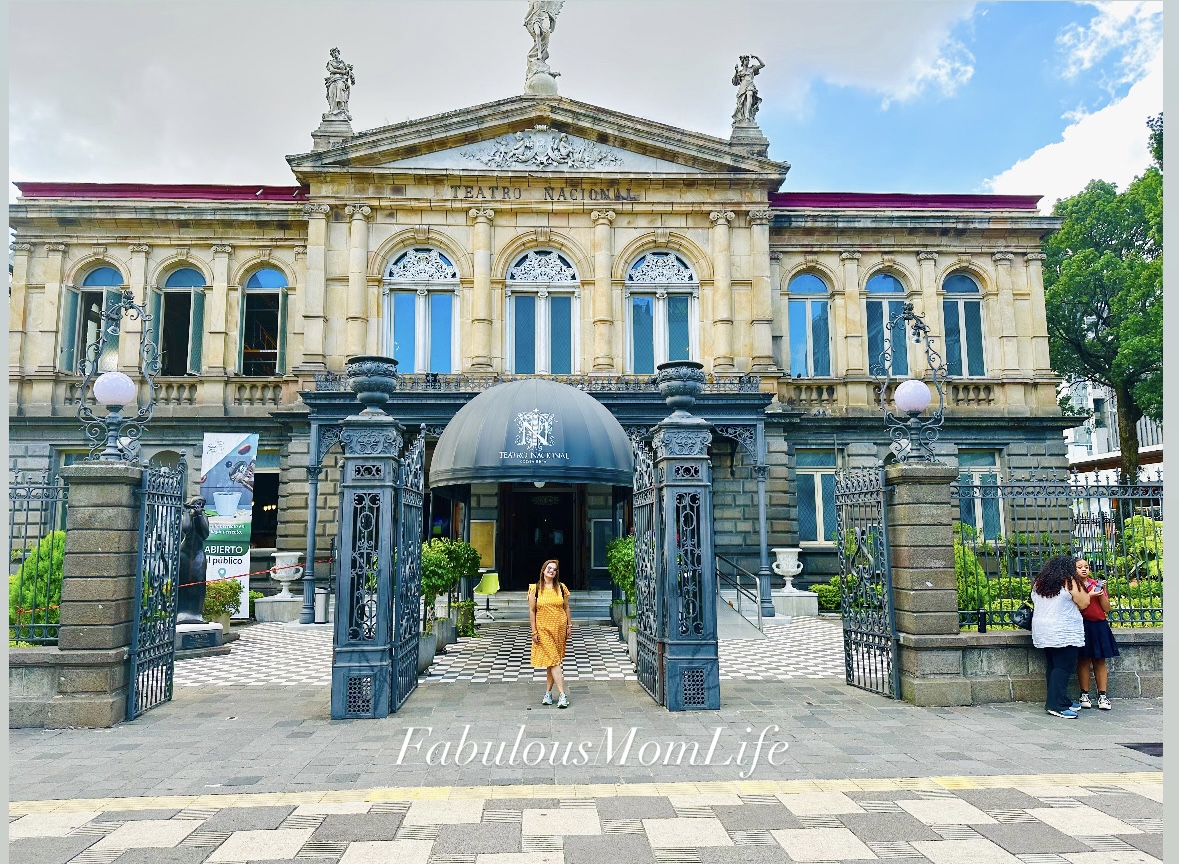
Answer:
1031;588;1085;648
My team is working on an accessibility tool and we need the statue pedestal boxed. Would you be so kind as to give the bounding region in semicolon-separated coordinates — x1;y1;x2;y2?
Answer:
730;122;770;157
773;589;819;618
524;71;559;96
254;595;304;623
175;622;225;652
312;116;354;151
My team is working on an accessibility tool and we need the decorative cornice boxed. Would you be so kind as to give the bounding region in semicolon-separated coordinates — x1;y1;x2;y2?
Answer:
468;207;495;223
128;243;151;254
211;244;234;255
11;242;32;254
346;203;372;219
591;209;616;225
710;210;736;226
748;208;772;225
1025;252;1047;262
45;242;67;253
992;251;1015;263
917;251;939;262
840;251;861;261
302;203;331;218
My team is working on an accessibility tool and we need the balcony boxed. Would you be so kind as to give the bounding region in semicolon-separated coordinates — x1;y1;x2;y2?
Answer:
312;371;765;394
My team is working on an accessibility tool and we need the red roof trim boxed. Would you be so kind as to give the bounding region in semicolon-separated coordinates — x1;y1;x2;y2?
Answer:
14;182;310;202
769;192;1042;210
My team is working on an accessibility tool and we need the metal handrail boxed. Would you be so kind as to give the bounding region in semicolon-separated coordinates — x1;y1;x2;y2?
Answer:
715;554;763;632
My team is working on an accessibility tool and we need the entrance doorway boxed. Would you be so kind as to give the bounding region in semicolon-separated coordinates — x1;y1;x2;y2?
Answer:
501;483;582;590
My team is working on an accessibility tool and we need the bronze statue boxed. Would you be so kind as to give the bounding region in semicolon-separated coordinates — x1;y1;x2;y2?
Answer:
177;496;211;624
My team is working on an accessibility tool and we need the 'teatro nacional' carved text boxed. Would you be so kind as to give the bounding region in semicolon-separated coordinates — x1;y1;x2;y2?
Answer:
449;185;640;201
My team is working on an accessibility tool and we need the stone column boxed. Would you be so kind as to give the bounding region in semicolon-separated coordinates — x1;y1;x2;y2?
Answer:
1024;252;1052;373
769;252;784;368
913;251;941;379
346;204;372;353
840;251;863;374
884;461;965;706
9;242;32;373
591;209;616;371
469;208;495;371
993;251;1019;372
206;244;233;374
37;243;68;372
709;210;735;371
299;204;330;370
749;209;775;370
117;244;150;371
54;462;144;727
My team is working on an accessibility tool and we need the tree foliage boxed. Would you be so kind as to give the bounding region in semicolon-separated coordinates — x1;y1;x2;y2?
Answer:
1043;115;1163;481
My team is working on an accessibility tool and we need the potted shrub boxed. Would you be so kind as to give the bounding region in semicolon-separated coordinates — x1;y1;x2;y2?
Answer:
607;535;636;643
455;599;477;637
203;579;242;632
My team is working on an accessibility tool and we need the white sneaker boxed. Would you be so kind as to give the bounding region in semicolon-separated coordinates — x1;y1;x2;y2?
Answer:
557;693;569;709
1079;693;1093;709
1097;694;1112;710
542;691;553;706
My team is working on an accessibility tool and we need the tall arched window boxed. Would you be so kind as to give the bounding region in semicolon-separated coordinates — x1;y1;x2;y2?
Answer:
506;249;579;374
865;273;908;376
942;273;986;377
60;265;125;373
152;267;206;376
382;248;459;373
625;251;697;374
786;273;831;377
241;267;288;377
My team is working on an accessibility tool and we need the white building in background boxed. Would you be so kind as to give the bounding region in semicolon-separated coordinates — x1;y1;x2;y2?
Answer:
1063;381;1164;483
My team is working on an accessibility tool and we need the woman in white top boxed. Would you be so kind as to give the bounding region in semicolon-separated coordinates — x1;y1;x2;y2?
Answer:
1031;555;1093;718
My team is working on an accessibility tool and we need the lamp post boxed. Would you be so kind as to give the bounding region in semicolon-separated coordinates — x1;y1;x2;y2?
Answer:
92;371;139;460
879;302;946;462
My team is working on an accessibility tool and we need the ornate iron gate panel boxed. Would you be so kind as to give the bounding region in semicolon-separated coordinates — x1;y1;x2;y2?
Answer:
631;432;663;704
833;468;900;699
393;427;426;710
127;458;187;720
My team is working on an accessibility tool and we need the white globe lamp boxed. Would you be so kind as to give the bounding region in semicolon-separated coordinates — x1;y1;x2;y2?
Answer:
894;378;932;416
93;370;138;459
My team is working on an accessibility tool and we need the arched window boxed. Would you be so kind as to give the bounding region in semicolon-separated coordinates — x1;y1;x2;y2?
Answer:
625;252;697;374
786;273;831;377
241;267;288;377
383;248;459;374
942;273;985;377
865;273;908;376
60;265;126;373
151;267;206;376
506;250;579;374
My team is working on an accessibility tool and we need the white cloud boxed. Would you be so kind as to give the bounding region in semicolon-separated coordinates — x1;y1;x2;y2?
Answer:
880;36;974;109
1057;1;1162;88
985;46;1160;209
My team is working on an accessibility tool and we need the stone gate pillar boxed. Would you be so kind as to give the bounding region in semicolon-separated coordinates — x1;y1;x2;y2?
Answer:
653;361;720;711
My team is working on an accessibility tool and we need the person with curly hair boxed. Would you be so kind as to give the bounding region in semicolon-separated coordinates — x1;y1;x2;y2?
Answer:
1031;554;1091;718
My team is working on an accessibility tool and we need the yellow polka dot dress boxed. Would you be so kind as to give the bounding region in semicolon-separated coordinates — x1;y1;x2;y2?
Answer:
529;583;570;668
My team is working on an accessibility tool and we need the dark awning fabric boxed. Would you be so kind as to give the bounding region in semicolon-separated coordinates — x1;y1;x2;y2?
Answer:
429;379;635;488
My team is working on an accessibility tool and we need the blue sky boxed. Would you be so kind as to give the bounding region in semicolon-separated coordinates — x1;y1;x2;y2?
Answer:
7;2;1163;209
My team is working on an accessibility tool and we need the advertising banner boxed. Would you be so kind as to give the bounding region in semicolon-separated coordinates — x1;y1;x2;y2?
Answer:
200;433;259;618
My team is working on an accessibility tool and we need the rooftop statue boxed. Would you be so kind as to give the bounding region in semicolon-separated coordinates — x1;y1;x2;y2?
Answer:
324;47;355;120
524;1;564;95
732;54;765;125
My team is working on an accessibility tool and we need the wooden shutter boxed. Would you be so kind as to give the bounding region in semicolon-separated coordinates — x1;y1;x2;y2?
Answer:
188;289;205;375
59;289;80;372
276;290;288;375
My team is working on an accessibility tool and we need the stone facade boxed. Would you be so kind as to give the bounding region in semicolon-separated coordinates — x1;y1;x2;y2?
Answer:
9;92;1073;593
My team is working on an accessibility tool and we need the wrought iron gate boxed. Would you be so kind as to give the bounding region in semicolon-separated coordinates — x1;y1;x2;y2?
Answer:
128;458;187;719
393;428;426;710
833;467;900;699
631;433;663;703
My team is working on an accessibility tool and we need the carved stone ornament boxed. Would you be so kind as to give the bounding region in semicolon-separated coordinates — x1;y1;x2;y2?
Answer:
340;427;402;457
627;252;696;284
11;242;31;253
748;208;772;225
385;248;459;282
414;225;430;242
656;360;706;411
211;244;233;255
1025;252;1047;261
840;251;861;261
45;243;67;253
654;228;671;245
507;249;578;283
591;210;616;224
715;424;757;458
917;251;939;262
654;428;712;459
533;227;550;244
468;208;495;222
346;203;372;219
302;203;331;218
128;243;150;255
769;251;782;264
992;251;1015;263
293;246;307;258
460;129;624;170
345;354;400;414
710;210;736;226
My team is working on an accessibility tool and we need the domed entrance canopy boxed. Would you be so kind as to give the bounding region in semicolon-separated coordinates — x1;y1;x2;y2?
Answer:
430;379;634;488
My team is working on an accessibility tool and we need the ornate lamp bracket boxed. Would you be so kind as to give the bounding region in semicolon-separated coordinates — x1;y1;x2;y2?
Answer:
878;301;948;463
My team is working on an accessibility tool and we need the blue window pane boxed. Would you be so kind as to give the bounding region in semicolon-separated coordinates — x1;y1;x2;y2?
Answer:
429;293;452;373
943;299;963;377
964;301;985;376
796;449;837;468
514;294;536;374
866;273;904;294
980;472;1001;538
958;451;997;468
789;300;809;376
549;295;571;373
82;266;122;287
866;300;884;375
164;267;204;288
667;295;690;362
811;300;830;376
246;267;287;290
958;472;977;529
820;473;837;542
943;273;980;294
392;294;416;371
632;296;654;374
888;300;908;375
788;273;827;295
797;473;818;542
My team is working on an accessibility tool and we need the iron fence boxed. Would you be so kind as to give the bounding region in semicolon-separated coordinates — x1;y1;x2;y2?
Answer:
9;467;69;645
952;475;1163;629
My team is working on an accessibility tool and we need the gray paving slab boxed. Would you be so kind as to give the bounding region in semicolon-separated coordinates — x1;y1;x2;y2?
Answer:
110;851;212;864
197;806;295;833
563;834;658;864
1079;792;1164;820
432;822;523;853
711;804;802;830
592;795;677;820
951;788;1045;810
838;812;943;842
1121;832;1165;859
972;822;1095;854
7;835;96;864
309;813;404;842
699;847;793;864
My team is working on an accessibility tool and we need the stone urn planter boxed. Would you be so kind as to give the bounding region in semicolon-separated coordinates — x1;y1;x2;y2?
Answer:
435;616;457;649
626;618;638;664
270;551;303;598
771;547;819;617
771;547;804;592
417;631;437;674
345;355;399;414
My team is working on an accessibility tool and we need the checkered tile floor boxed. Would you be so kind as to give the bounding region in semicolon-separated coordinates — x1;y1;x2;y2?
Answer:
9;777;1164;864
174;617;846;687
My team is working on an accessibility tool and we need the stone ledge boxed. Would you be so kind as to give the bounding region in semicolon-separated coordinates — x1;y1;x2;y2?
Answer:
9;646;129;667
898;628;1163;649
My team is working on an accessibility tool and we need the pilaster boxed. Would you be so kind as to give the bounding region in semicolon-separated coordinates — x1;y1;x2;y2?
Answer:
346;204;372;353
10;242;32;373
840;251;863;375
469;208;495;371
769;252;784;369
914;251;941;378
709;210;735;371
1024;252;1052;373
748;209;775;370
117;244;150;372
298;204;331;370
591;210;616;371
37;243;68;373
206;244;233;374
992;251;1019;372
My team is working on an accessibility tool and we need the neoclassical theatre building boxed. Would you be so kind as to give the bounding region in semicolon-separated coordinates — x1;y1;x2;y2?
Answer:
8;45;1070;594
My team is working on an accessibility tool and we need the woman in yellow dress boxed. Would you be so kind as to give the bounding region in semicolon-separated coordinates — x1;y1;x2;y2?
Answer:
528;559;572;708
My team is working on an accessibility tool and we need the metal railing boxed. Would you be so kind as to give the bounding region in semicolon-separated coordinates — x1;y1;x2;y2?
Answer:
314;371;763;394
9;467;69;645
952;475;1163;629
715;554;763;632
